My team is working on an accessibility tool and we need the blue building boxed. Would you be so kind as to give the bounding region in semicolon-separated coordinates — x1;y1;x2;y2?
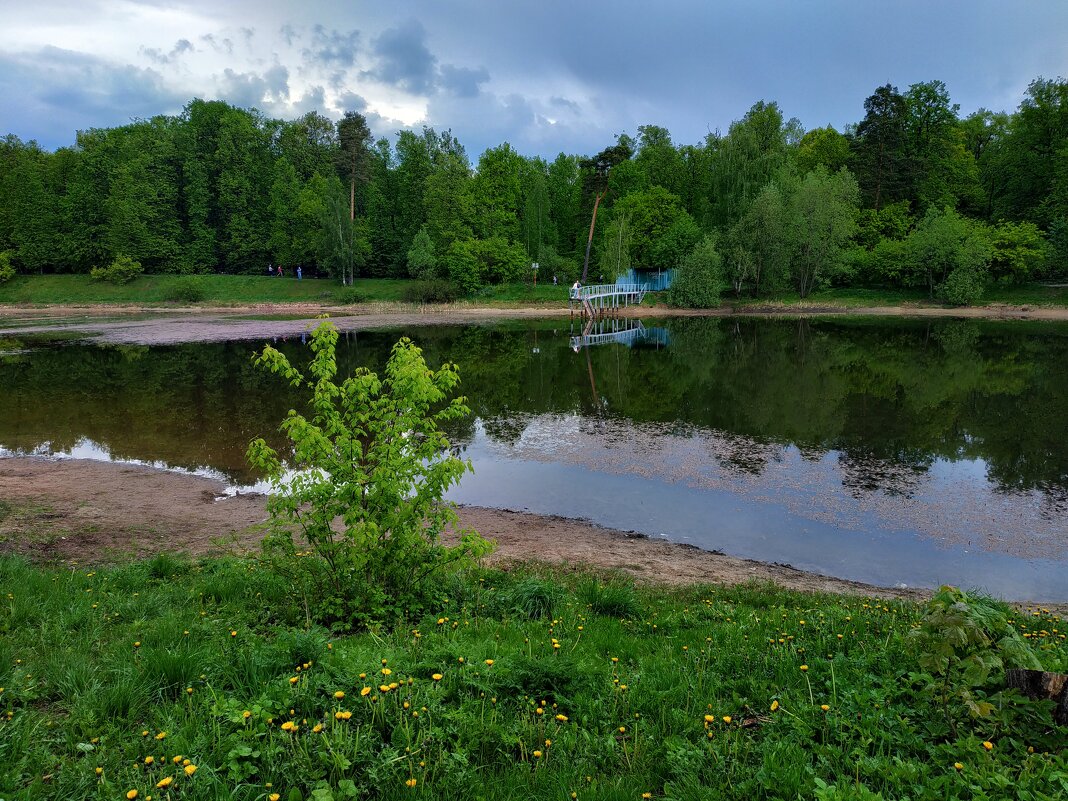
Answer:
615;267;675;291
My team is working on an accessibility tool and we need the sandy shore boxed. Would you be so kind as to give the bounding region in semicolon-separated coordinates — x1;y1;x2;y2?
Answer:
3;456;1065;614
0;300;1067;347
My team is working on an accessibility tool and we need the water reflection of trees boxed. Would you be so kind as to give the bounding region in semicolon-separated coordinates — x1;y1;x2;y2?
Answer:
1;317;1066;496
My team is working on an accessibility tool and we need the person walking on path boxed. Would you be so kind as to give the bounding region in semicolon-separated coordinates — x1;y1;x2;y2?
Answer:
296;266;302;280
276;265;283;277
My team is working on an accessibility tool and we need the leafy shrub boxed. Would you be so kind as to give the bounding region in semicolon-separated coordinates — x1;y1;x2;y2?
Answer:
90;254;143;283
939;264;986;305
167;276;207;303
0;250;15;283
247;320;494;631
335;286;367;305
909;585;1040;733
667;235;726;308
401;279;459;304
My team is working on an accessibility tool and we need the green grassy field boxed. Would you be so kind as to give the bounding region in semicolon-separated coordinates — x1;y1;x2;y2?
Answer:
0;275;573;308
1;555;1064;800
729;284;1068;309
2;274;1067;312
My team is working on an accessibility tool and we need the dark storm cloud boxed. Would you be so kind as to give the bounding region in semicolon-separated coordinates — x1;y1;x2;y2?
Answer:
305;25;360;67
365;19;437;95
0;47;186;146
439;64;489;98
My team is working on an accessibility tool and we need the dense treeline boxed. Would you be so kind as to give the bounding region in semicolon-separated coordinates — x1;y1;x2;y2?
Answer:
1;78;1066;303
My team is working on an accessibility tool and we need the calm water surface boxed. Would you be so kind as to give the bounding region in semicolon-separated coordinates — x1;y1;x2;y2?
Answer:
1;316;1065;599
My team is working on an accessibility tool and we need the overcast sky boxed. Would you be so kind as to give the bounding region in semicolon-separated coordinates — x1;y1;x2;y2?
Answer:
2;1;1067;158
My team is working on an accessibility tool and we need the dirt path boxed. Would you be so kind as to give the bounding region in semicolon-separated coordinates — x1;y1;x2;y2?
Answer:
3;456;1065;614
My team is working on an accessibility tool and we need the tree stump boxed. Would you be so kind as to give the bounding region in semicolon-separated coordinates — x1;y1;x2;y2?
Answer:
1005;669;1068;725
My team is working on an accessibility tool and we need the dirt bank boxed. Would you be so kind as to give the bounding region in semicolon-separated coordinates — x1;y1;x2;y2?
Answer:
3;456;1065;614
0;455;934;604
1;301;1067;347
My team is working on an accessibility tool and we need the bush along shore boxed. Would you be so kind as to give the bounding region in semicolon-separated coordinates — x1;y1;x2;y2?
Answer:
0;555;1065;801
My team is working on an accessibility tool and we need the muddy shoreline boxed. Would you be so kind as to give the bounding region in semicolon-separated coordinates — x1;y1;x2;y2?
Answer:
2;456;1065;612
1;300;1067;347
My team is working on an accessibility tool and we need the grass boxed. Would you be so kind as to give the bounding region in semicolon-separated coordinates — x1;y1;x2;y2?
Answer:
3;274;1067;310
729;284;1068;309
0;554;1064;800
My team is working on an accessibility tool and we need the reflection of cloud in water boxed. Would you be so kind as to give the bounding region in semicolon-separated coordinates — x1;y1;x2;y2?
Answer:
0;439;275;496
475;414;1067;562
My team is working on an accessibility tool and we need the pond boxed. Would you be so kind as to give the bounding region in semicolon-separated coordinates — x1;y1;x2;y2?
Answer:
1;315;1066;599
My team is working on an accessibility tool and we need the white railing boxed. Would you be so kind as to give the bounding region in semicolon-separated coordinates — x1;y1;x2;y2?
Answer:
569;283;646;301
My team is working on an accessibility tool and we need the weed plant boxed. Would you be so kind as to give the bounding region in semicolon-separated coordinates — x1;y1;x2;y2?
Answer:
0;556;1065;800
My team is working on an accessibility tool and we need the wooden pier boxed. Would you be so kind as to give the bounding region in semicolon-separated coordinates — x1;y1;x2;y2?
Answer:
569;282;648;318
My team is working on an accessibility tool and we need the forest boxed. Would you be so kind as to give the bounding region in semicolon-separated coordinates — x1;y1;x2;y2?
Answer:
0;78;1066;305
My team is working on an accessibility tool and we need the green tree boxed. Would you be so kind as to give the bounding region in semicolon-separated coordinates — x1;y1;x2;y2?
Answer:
667;235;725;308
788;167;860;297
988;221;1048;284
907;207;992;302
611;186;695;270
247;320;493;629
850;84;910;210
406;224;437;280
335;111;373;224
727;182;791;295
796;126;850;175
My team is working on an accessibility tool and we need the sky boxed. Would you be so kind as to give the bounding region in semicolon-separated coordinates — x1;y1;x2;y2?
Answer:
1;0;1067;159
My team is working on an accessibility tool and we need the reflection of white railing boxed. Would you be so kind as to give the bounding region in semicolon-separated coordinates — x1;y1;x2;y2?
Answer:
570;320;646;349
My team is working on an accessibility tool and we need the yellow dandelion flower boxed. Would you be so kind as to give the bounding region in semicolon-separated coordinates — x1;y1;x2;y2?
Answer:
431;673;443;681
156;777;173;789
242;710;251;719
379;684;390;693
405;778;417;788
230;630;237;637
535;707;544;715
269;795;280;801
820;704;830;712
289;676;299;685
555;714;568;722
313;723;323;733
281;721;295;731
381;668;392;676
800;665;808;672
770;700;779;712
704;714;715;723
184;765;197;776
126;791;138;800
144;756;155;765
155;732;166;740
95;767;103;776
533;750;543;758
982;741;994;751
334;690;345;699
954;762;963;771
485;659;494;666
722;716;732;724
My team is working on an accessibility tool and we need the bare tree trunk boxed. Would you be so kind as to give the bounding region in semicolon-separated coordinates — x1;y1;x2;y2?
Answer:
581;190;605;283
